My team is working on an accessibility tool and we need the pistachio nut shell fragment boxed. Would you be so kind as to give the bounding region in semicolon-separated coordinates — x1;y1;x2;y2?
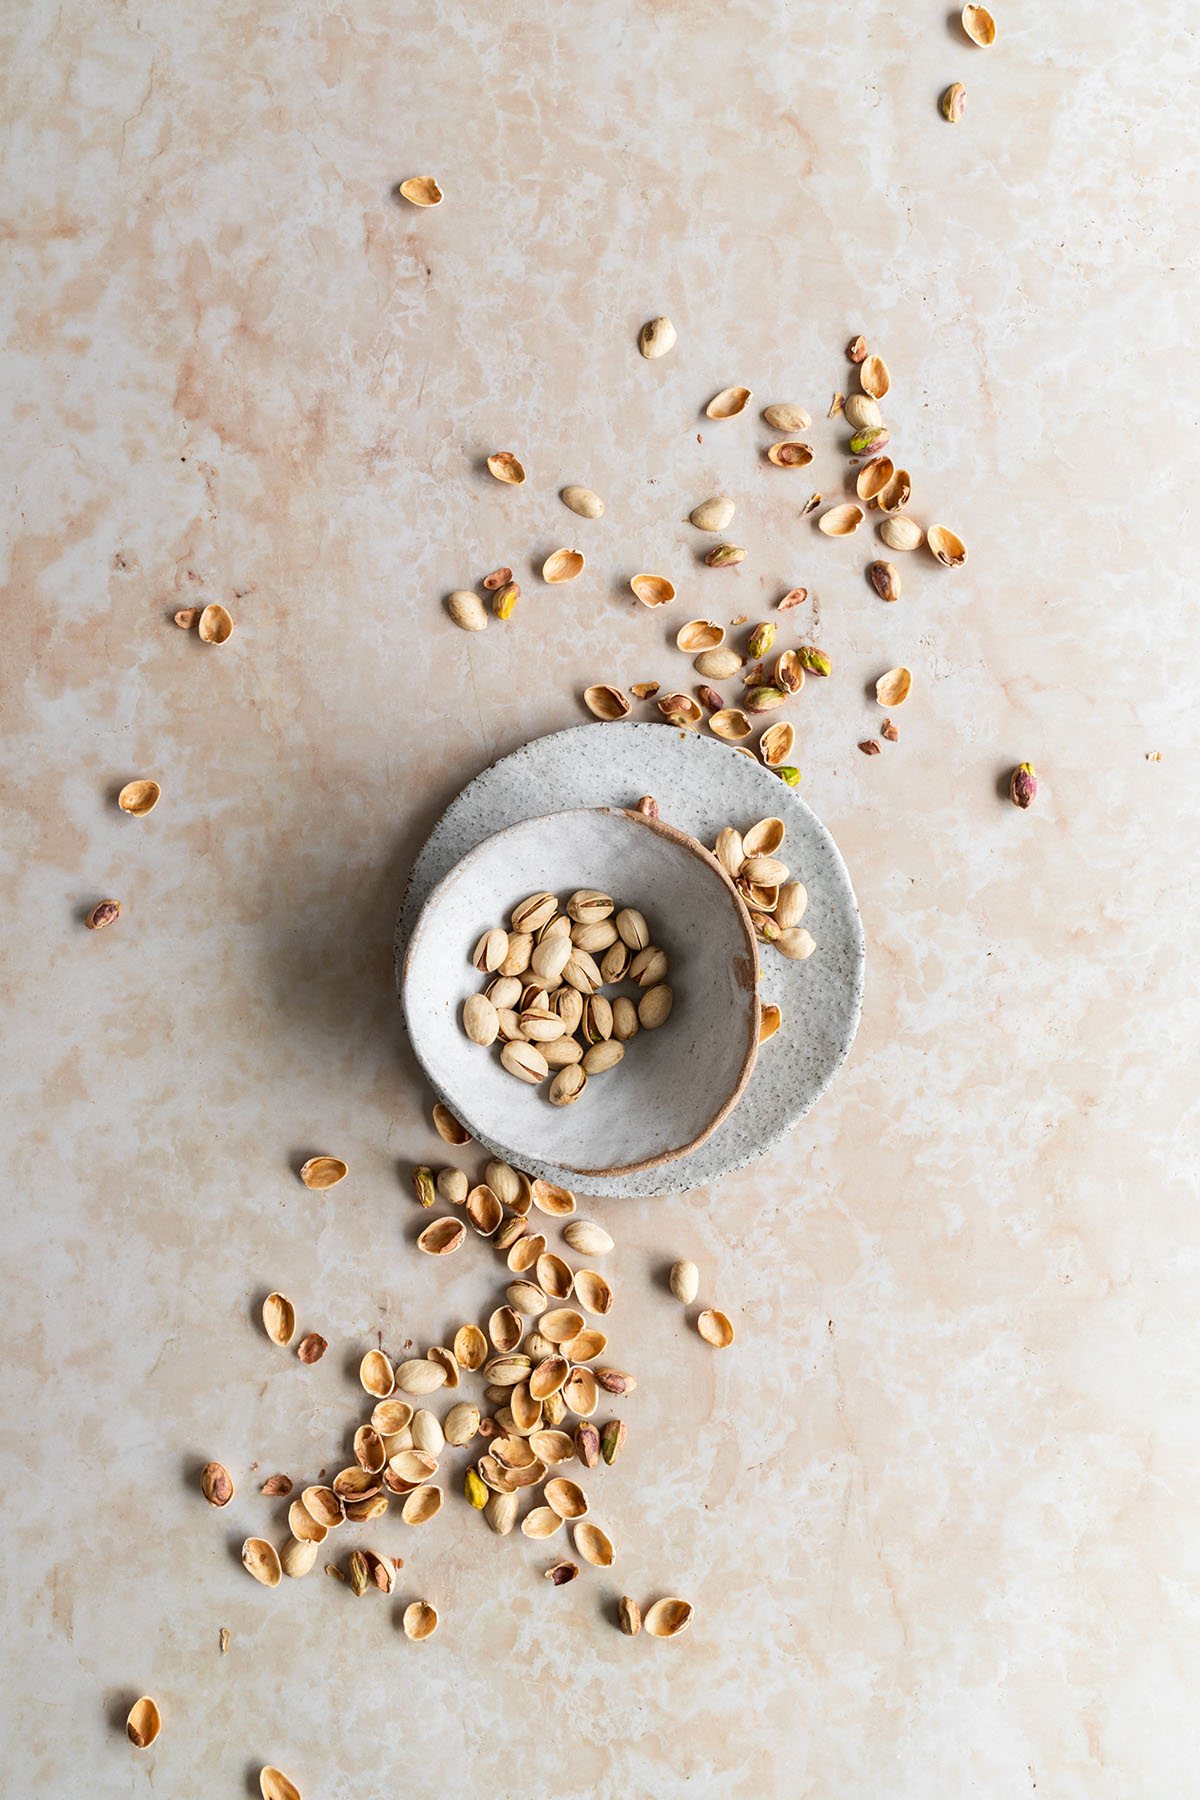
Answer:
759;721;795;767
484;1489;519;1535
645;1597;694;1639
709;708;752;742
766;441;813;467
583;684;630;721
697;1308;735;1347
775;881;808;929
545;1476;589;1519
561;484;604;518
639;316;676;358
859;355;890;399
118;779;161;816
705;385;752;419
301;1486;344;1529
540;1306;585;1343
242;1537;283;1587
879;514;924;552
631;572;675;608
542;548;584;583
928;524;968;567
487;451;525;484
877;469;912;514
573;1521;614;1566
618;1596;642;1635
962;3;996;44
299;1156;347;1190
875;666;912;707
431;1103;471;1145
533;1178;576;1215
262;1293;295;1346
818;503;864;536
452;1325;487;1372
417;1216;466;1256
197;602;233;643
399;175;442;206
259;1772;301;1800
689;496;735;532
942;81;967;122
763;403;811;431
201;1460;234;1506
466;1183;503;1235
126;1696;162;1748
447;590;487;632
402;1599;440;1639
288;1499;327;1543
759;1003;782;1043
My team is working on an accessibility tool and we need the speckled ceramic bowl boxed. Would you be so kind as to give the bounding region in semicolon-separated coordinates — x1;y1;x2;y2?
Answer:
401;806;759;1179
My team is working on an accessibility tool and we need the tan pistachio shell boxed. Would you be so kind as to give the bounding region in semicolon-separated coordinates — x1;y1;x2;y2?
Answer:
639;316;677;358
332;1465;382;1502
465;1184;503;1236
452;1324;487;1371
299;1155;347;1189
742;817;785;857
417;1216;466;1256
563;1218;614;1256
489;1306;525;1353
536;1253;574;1300
447;590;487;632
444;1401;481;1446
118;779;161;816
522;1505;563;1538
645;1597;695;1639
402;1485;443;1526
563;1326;607;1362
391;1358;446;1396
410;1409;444;1455
859;355;890;399
759;1003;782;1044
572;1269;613;1315
573;1521;614;1566
431;1103;471;1145
759;721;795;767
706;385;752;419
487;451;526;484
429;1345;461;1388
676;619;724;652
542;548;584;582
962;3;996;45
818;503;864;536
402;1599;440;1639
762;403;811;430
262;1293;295;1346
689;496;736;532
508;1231;546;1273
301;1486;344;1529
529;1428;576;1464
928;524;968;567
532;1179;576;1216
529;1354;570;1400
875;666;912;707
126;1696;162;1748
709;708;752;742
399;175;443;206
766;441;813;467
694;648;743;680
583;684;630;721
879;514;924;552
510;1381;543;1433
484;1489;519;1535
197;602;233;644
201;1460;234;1506
387;1449;439;1490
857;456;894;502
539;1306;585;1343
877;469;911;514
658;692;703;727
544;1477;588;1519
288;1499;327;1543
843;393;883;431
280;1536;319;1579
697;1308;736;1347
242;1537;282;1587
260;1772;302;1800
371;1398;413;1435
562;1367;598;1416
631;573;676;608
359;1350;394;1397
343;1492;389;1523
353;1425;387;1473
561;484;604;518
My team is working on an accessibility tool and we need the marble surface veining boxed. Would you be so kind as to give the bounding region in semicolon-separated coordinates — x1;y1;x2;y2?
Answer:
2;0;1199;1795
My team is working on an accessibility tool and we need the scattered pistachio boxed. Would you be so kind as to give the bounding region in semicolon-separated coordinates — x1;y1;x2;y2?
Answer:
658;691;703;727
447;590;487;631
828;392;845;417
857;457;894;502
297;1332;327;1363
697;685;725;712
800;492;822;516
744;685;787;713
689;495;736;532
573;1521;614;1566
198;603;233;644
941;81;966;122
174;607;200;628
117;779;161;816
844;393;883;431
630;681;660;699
875;667;912;707
483;567;512;590
542;548;585;583
261;1473;293;1497
763;403;811;430
619;1595;642;1635
694;648;744;680
299;1156;347;1189
705;543;747;567
859;354;890;399
746;621;775;660
859;740;881;756
491;581;520;620
601;1420;626;1465
85;899;121;930
645;1597;694;1638
778;927;816;960
776;587;808;609
759;722;795;767
669;1259;700;1304
242;1537;283;1587
399;175;443;206
582;684;631;721
417;1216;466;1255
766;440;813;467
219;1628;230;1653
846;334;867;363
709;707;752;741
546;1561;579;1584
411;1164;437;1207
487;451;525;485
817;503;864;536
962;2;996;43
639;316;676;358
881;719;899;743
402;1599;440;1639
262;1293;295;1346
877;469;911;513
631;572;676;607
774;650;804;694
879;514;923;551
697;1309;735;1348
705;385;752;419
1010;763;1038;809
849;426;889;458
201;1461;234;1506
776;765;802;786
927;524;967;567
431;1103;471;1144
796;646;832;678
759;1003;782;1043
561;485;604;518
868;561;902;603
126;1697;162;1748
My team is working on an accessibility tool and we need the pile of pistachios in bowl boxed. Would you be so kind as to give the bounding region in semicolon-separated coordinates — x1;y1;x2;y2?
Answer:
461;889;673;1105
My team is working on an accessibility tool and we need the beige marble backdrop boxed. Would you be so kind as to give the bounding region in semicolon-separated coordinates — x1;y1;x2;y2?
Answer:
3;0;1199;1794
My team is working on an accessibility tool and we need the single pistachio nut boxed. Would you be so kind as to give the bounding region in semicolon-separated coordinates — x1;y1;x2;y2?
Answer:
1010;762;1038;809
201;1461;234;1506
542;548;584;583
796;646;832;678
868;561;902;603
487;450;525;484
639;316;677;358
550;1064;587;1106
594;1365;635;1394
694;648;744;680
846;334;868;363
631;573;676;607
85;899;121;930
637;984;673;1030
581;1040;624;1075
628;945;667;987
601;1419;626;1465
747;621;776;659
844;392;883;431
447;589;487;631
859;354;890;399
763;403;811;430
670;1258;700;1303
689;495;736;532
766;440;813;467
962;2;996;44
705;543;747;568
849;425;889;458
499;931;533;977
744;685;787;713
280;1536;319;1579
645;1597;695;1639
928;524;967;567
566;889;613;923
818;503;864;536
583;684;630;721
778;927;817;960
561;485;604;518
618;1596;642;1636
126;1696;162;1748
706;385;752;419
941;81;966;122
776;765;802;786
563;1218;614;1257
879;514;924;552
436;1167;469;1207
512;891;557;933
484;1489;519;1535
875;666;912;707
393;1357;448;1395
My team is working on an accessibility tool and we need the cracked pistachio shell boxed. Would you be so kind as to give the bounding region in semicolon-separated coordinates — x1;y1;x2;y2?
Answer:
242;1537;282;1587
510;1382;543;1434
466;1184;503;1235
489;1305;524;1353
403;1599;440;1639
545;1476;588;1519
697;1308;735;1347
333;1465;383;1502
536;1253;575;1299
462;993;499;1046
631;572;676;608
694;648;744;680
299;1154;347;1190
676;618;724;652
197;602;233;644
354;1426;387;1474
561;484;604;518
371;1398;413;1435
876;666;912;707
359;1350;394;1397
508;1232;545;1273
962;3;996;44
201;1461;234;1506
540;1306;585;1343
818;503;864;536
583;684;630;721
501;1040;548;1084
417;1216;466;1256
759;721;795;767
262;1293;295;1346
928;525;968;567
449;1326;485;1379
715;828;744;876
743;817;785;858
288;1499;326;1544
280;1536;319;1579
564;1218;614;1256
118;779;161;816
126;1697;162;1748
710;708;752;742
689;495;736;532
532;1180;576;1216
522;1505;563;1538
619;1596;642;1635
260;1773;301;1800
658;692;703;727
843;393;883;431
402;1485;443;1526
878;469;911;514
859;354;890;399
387;1449;438;1490
530;1354;570;1400
394;1358;448;1395
645;1597;694;1639
759;1003;782;1043
573;1521;614;1566
564;1326;607;1362
766;440;813;467
670;1259;701;1303
763;403;811;431
487;450;525;484
879;514;924;552
778;927;816;960
868;560;902;603
857;456;894;502
399;175;443;206
447;589;487;631
639;316;676;358
706;385;752;419
542;547;584;582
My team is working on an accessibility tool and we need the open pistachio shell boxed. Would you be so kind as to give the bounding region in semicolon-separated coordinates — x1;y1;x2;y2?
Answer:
487;451;525;484
676;619;724;652
542;548;584;583
658;692;703;728
859;355;890;399
201;1460;234;1506
535;1253;574;1300
638;316;676;358
299;1156;347;1189
818;503;864;536
399;175;442;206
344;1492;390;1523
489;1306;524;1353
563;1326;607;1362
697;1308;735;1347
301;1486;344;1529
573;1269;614;1314
484;1488;519;1534
429;1344;460;1388
402;1485;443;1526
402;1599;440;1639
288;1499;327;1543
762;403;811;430
387;1449;439;1489
451;1324;487;1372
709;708;752;742
431;1103;470;1145
706;385;752;419
573;1521;614;1566
506;1281;547;1317
262;1293;295;1346
522;1505;563;1538
689;496;736;532
126;1696;161;1748
877;469;911;514
742;817;785;857
465;1184;502;1236
562;1367;599;1416
766;441;813;467
280;1536;319;1579
631;573;675;608
508;1232;546;1273
539;1307;585;1343
354;1426;387;1474
332;1465;383;1502
417;1216;466;1256
118;779;161;816
583;684;630;721
530;1429;575;1464
928;524;968;567
561;484;604;518
359;1350;394;1398
544;1477;588;1520
645;1597;694;1639
371;1398;413;1435
875;667;912;707
197;602;233;644
857;456;894;502
242;1537;282;1587
962;3;996;45
759;721;795;767
510;1380;543;1433
759;1003;782;1044
260;1772;301;1800
529;1354;570;1400
532;1180;576;1216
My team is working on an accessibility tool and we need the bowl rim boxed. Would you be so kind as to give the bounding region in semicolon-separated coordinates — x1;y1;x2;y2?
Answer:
401;804;760;1176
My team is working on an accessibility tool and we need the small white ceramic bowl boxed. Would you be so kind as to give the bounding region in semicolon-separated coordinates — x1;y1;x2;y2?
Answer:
401;807;759;1180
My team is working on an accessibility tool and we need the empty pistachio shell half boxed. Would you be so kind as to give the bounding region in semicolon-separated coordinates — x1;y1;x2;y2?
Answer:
631;572;676;608
487;451;525;485
262;1293;295;1346
658;692;702;727
416;1216;466;1256
287;1499;327;1543
564;1326;607;1361
759;1003;782;1043
544;1476;588;1519
879;514;924;552
530;1354;570;1400
743;817;785;857
706;385;752;419
859;355;890;399
242;1537;282;1586
709;708;752;742
536;1253;574;1299
766;441;813;467
197;602;233;643
443;1401;480;1446
573;1269;614;1314
697;1308;735;1347
529;1428;575;1464
639;316;676;358
431;1103;470;1144
259;1771;301;1800
759;721;795;767
645;1597;694;1638
573;1521;614;1566
676;618;724;652
403;1599;440;1639
532;1182;576;1218
857;456;894;502
372;1399;413;1437
466;1184;502;1235
451;1324;487;1372
489;1306;524;1353
402;1485;443;1526
359;1350;394;1397
301;1485;344;1528
394;1358;448;1395
962;2;995;44
542;548;584;582
174;607;200;628
928;524;968;567
126;1696;161;1748
447;589;487;632
877;469;911;514
540;1306;585;1343
843;393;883;431
399;175;443;207
689;495;736;532
522;1505;563;1538
299;1155;347;1189
583;684;630;721
561;484;604;518
763;403;811;431
875;666;912;707
118;779;161;816
818;503;864;536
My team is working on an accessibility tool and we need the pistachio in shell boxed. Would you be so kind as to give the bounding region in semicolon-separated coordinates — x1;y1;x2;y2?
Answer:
638;316;676;358
694;648;743;680
817;503;864;536
394;1357;449;1395
859;354;890;399
583;684;630;721
444;1401;481;1446
561;484;604;518
766;441;813;467
763;403;811;431
879;514;924;552
280;1536;319;1579
262;1293;295;1346
676;618;724;652
299;1156;347;1190
197;602;233;644
709;707;752;742
484;1489;519;1535
875;666;912;708
118;779;161;817
689;496;735;533
927;524;968;567
402;1599;440;1639
542;548;584;583
631;572;675;608
201;1461;234;1506
759;721;795;767
417;1216;466;1256
487;451;526;485
844;393;883;431
778;927;816;960
775;881;808;929
645;1597;694;1639
126;1696;162;1748
399;175;443;206
697;1308;735;1348
962;3;995;45
242;1537;283;1587
573;1521;614;1566
447;590;487;632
